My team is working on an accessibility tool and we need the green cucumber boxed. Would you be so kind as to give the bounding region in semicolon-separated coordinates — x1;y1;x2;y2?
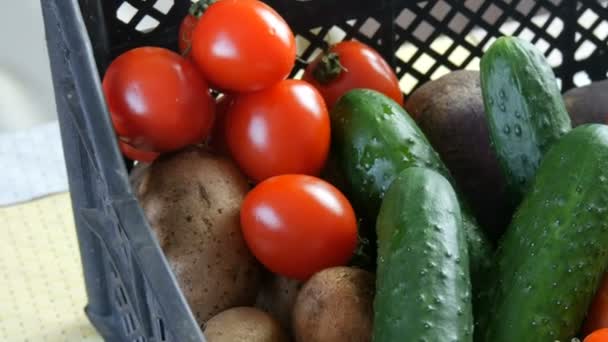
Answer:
481;124;608;341
330;89;492;294
374;167;473;342
481;36;571;203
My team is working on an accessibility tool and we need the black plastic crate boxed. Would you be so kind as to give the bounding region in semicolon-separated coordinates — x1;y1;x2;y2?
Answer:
40;0;607;341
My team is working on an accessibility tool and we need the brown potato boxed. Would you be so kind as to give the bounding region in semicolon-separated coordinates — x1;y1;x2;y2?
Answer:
134;147;261;326
292;267;374;342
256;273;302;333
563;79;608;127
204;307;289;342
406;70;512;240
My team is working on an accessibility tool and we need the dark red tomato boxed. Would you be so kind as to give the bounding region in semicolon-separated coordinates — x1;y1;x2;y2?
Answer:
584;273;608;336
225;79;330;182
208;94;235;154
103;47;215;152
178;2;207;55
178;13;197;55
585;328;608;342
241;174;358;280
303;40;403;109
119;140;158;163
191;0;296;92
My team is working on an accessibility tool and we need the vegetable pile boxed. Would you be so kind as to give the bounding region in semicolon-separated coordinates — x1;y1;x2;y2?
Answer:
101;1;608;341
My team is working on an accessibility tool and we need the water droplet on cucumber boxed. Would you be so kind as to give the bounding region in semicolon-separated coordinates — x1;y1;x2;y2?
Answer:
514;124;522;136
499;89;506;99
503;125;511;135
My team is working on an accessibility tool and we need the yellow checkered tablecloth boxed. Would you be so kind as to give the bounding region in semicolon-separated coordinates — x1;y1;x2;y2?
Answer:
0;193;102;342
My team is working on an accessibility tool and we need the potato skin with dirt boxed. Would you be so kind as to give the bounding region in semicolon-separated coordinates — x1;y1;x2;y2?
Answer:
256;273;302;333
406;70;511;240
292;266;374;342
204;307;289;342
133;147;261;326
563;80;608;127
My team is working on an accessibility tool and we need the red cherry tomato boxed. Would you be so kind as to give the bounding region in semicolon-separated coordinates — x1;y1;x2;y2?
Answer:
585;328;608;342
241;175;358;280
225;79;330;182
119;140;159;163
583;273;608;336
303;40;403;109
191;0;296;92
208;94;235;154
178;2;208;55
178;13;197;55
103;47;215;152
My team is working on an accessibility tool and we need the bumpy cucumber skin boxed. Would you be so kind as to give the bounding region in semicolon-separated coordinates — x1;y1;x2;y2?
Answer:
481;36;571;203
374;167;473;342
330;89;492;294
481;124;608;342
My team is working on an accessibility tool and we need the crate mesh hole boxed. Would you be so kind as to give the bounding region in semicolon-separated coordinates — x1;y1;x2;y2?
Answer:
482;3;503;24
430;65;451;80
575;40;597;61
325;26;347;44
470;26;488;42
308;48;324;61
293;69;305;80
153;0;174;15
413;20;434;42
430;36;453;54
310;27;323;35
412;52;435;74
464;0;483;13
519;27;536;42
116;2;138;24
295;36;311;54
499;18;519;36
448;45;471;67
516;0;535;16
396;44;416;63
448;13;469;34
574;71;592;87
594;21;608;41
399;73;418;94
547;17;564;38
430;1;451;21
536;38;551;54
464;56;481;70
531;11;550;29
360;18;381;39
547;49;563;67
135;15;160;33
395;8;415;30
579;8;600;30
482;36;498;52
